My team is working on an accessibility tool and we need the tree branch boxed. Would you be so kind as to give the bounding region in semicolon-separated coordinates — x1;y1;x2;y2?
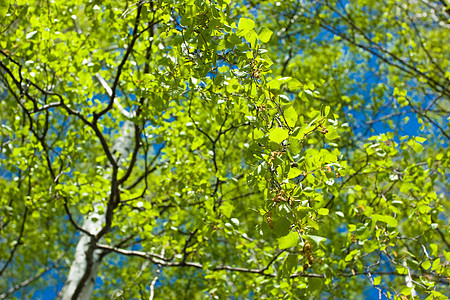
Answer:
0;256;62;300
94;3;146;122
0;207;28;276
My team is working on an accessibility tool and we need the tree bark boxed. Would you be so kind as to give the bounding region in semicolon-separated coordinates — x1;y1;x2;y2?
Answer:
57;121;135;300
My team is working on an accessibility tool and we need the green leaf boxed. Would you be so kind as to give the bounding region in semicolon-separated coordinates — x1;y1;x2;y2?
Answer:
325;127;340;140
308;277;324;292
237;18;255;36
221;202;234;218
284;254;298;273
287;167;301;179
444;250;450;262
415;137;426;143
0;0;9;18
227;34;242;45
269;127;289;144
191;138;203;150
258;27;273;43
318;208;329;215
245;30;258;48
273;217;291;236
421;260;431;270
267;76;292;89
400;287;412;296
372;214;398;227
430;243;438;256
373;277;381;285
412;141;423;153
278;231;299;249
284;106;298;127
251;128;264;139
431;258;441;271
304;234;326;246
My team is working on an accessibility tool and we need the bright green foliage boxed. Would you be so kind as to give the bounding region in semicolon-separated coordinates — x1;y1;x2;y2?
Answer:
0;0;449;299
0;0;9;18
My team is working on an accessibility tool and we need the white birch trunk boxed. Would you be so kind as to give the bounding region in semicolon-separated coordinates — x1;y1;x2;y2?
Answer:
57;205;104;300
57;121;135;300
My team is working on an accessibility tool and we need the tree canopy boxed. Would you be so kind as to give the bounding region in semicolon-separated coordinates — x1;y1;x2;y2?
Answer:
0;0;449;299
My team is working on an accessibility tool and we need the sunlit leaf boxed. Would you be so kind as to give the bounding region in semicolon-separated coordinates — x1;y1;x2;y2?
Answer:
278;231;299;249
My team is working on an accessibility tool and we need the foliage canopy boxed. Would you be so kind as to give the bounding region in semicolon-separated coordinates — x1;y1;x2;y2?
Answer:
0;0;449;299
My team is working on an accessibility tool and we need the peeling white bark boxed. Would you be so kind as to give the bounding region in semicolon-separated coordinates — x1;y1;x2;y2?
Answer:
57;205;104;300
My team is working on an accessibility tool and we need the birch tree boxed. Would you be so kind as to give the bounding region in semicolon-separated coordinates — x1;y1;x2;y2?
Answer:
0;0;448;299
